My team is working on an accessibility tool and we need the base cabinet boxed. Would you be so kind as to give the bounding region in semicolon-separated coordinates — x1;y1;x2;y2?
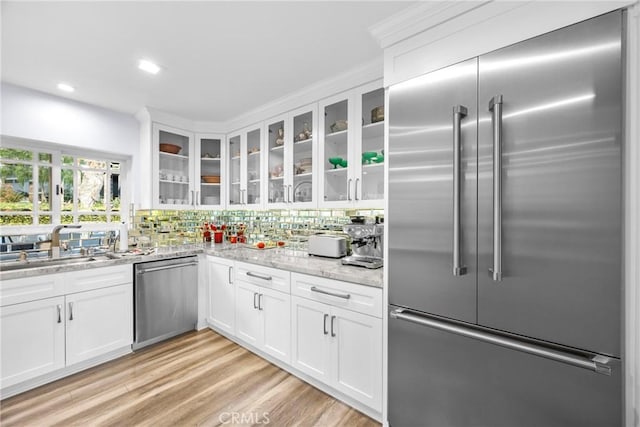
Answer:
0;296;66;388
207;257;235;335
66;285;133;366
235;280;291;364
1;265;133;393
291;295;382;412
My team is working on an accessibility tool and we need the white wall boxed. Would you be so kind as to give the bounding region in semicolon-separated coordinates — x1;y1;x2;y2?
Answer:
0;82;141;204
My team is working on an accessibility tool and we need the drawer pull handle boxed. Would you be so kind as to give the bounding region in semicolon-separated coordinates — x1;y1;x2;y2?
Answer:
310;286;351;300
246;271;273;281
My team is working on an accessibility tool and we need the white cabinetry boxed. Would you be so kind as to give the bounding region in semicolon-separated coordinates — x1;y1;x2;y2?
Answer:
153;123;195;209
234;262;291;363
265;104;318;208
318;80;385;208
227;125;263;208
65;284;132;365
290;273;383;412
206;256;235;335
0;296;66;388
0;265;133;393
195;134;226;209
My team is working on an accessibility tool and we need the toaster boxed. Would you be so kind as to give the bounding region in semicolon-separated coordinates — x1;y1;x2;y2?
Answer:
307;234;347;258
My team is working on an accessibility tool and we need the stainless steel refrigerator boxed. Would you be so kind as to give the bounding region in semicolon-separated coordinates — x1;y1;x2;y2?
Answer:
388;11;624;427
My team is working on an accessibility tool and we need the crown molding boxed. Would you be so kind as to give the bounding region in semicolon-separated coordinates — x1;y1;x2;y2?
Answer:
224;57;383;133
369;1;490;49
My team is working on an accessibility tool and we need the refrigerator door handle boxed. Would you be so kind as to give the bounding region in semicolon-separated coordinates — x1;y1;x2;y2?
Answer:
390;308;612;376
453;105;468;276
489;95;503;281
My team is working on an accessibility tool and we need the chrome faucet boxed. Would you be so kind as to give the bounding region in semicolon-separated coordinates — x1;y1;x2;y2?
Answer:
50;224;81;258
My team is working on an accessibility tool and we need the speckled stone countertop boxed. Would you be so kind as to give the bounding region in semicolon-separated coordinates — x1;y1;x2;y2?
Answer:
205;246;383;288
0;245;383;288
0;247;204;281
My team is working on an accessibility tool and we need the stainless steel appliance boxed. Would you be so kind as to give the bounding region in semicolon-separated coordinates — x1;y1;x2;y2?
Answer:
133;256;198;350
388;11;624;426
307;234;347;258
342;222;384;268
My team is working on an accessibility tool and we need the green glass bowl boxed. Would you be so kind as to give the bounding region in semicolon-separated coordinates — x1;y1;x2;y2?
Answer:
340;159;348;168
373;154;384;163
329;157;343;169
362;151;377;164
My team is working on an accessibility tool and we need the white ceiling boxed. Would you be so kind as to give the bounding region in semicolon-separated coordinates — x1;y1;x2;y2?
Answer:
1;1;413;122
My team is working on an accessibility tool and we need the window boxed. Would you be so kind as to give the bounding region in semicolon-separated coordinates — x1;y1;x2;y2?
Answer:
0;142;127;226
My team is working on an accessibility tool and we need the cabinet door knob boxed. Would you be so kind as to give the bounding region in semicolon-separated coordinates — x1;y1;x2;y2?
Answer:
258;294;263;311
68;302;74;321
57;304;62;324
253;293;258;309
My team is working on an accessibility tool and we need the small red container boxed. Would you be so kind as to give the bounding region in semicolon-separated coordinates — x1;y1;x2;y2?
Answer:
214;231;223;244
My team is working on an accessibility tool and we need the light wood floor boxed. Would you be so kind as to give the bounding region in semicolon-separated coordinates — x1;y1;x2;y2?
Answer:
0;329;380;427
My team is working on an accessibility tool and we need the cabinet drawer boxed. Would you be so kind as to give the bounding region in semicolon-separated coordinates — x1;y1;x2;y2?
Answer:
0;274;64;307
65;264;133;294
291;273;382;318
236;262;290;294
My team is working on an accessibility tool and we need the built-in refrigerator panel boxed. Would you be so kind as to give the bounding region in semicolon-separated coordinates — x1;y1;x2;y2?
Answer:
476;11;623;357
388;58;478;323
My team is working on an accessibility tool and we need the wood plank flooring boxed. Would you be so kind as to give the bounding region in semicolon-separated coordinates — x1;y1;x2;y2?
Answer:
0;329;379;427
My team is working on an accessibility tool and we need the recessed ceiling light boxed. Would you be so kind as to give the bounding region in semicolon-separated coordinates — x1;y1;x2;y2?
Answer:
138;59;160;75
57;83;75;92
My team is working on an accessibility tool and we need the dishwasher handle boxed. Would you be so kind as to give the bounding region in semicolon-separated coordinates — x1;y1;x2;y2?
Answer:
138;261;198;274
390;308;612;376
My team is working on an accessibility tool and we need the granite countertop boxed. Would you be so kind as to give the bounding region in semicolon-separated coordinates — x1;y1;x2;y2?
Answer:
0;244;384;288
0;247;205;281
205;245;383;288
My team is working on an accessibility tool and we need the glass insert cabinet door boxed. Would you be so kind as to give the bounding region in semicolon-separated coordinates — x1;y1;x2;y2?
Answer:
321;97;350;203
359;87;385;202
227;126;262;207
197;136;224;207
291;108;315;205
267;118;287;204
245;128;261;206
228;134;242;206
155;124;193;208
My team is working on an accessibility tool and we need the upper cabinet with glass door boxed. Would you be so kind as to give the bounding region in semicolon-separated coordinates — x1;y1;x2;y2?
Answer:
266;104;317;208
226;125;263;209
195;134;225;209
319;80;384;208
152;123;195;209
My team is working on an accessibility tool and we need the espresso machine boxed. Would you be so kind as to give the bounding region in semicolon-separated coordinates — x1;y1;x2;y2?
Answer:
341;218;383;269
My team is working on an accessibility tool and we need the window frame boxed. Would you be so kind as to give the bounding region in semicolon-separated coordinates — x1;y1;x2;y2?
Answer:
0;137;130;234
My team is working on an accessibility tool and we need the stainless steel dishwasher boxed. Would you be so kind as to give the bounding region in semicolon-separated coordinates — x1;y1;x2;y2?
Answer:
133;256;198;350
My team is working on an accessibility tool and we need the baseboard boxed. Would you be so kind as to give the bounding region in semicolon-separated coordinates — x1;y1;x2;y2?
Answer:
0;346;132;400
205;322;382;423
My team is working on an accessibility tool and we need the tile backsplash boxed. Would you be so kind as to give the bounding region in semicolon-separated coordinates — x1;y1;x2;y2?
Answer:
129;208;384;249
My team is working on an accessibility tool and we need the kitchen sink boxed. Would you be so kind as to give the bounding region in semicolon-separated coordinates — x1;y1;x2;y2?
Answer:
0;253;120;272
